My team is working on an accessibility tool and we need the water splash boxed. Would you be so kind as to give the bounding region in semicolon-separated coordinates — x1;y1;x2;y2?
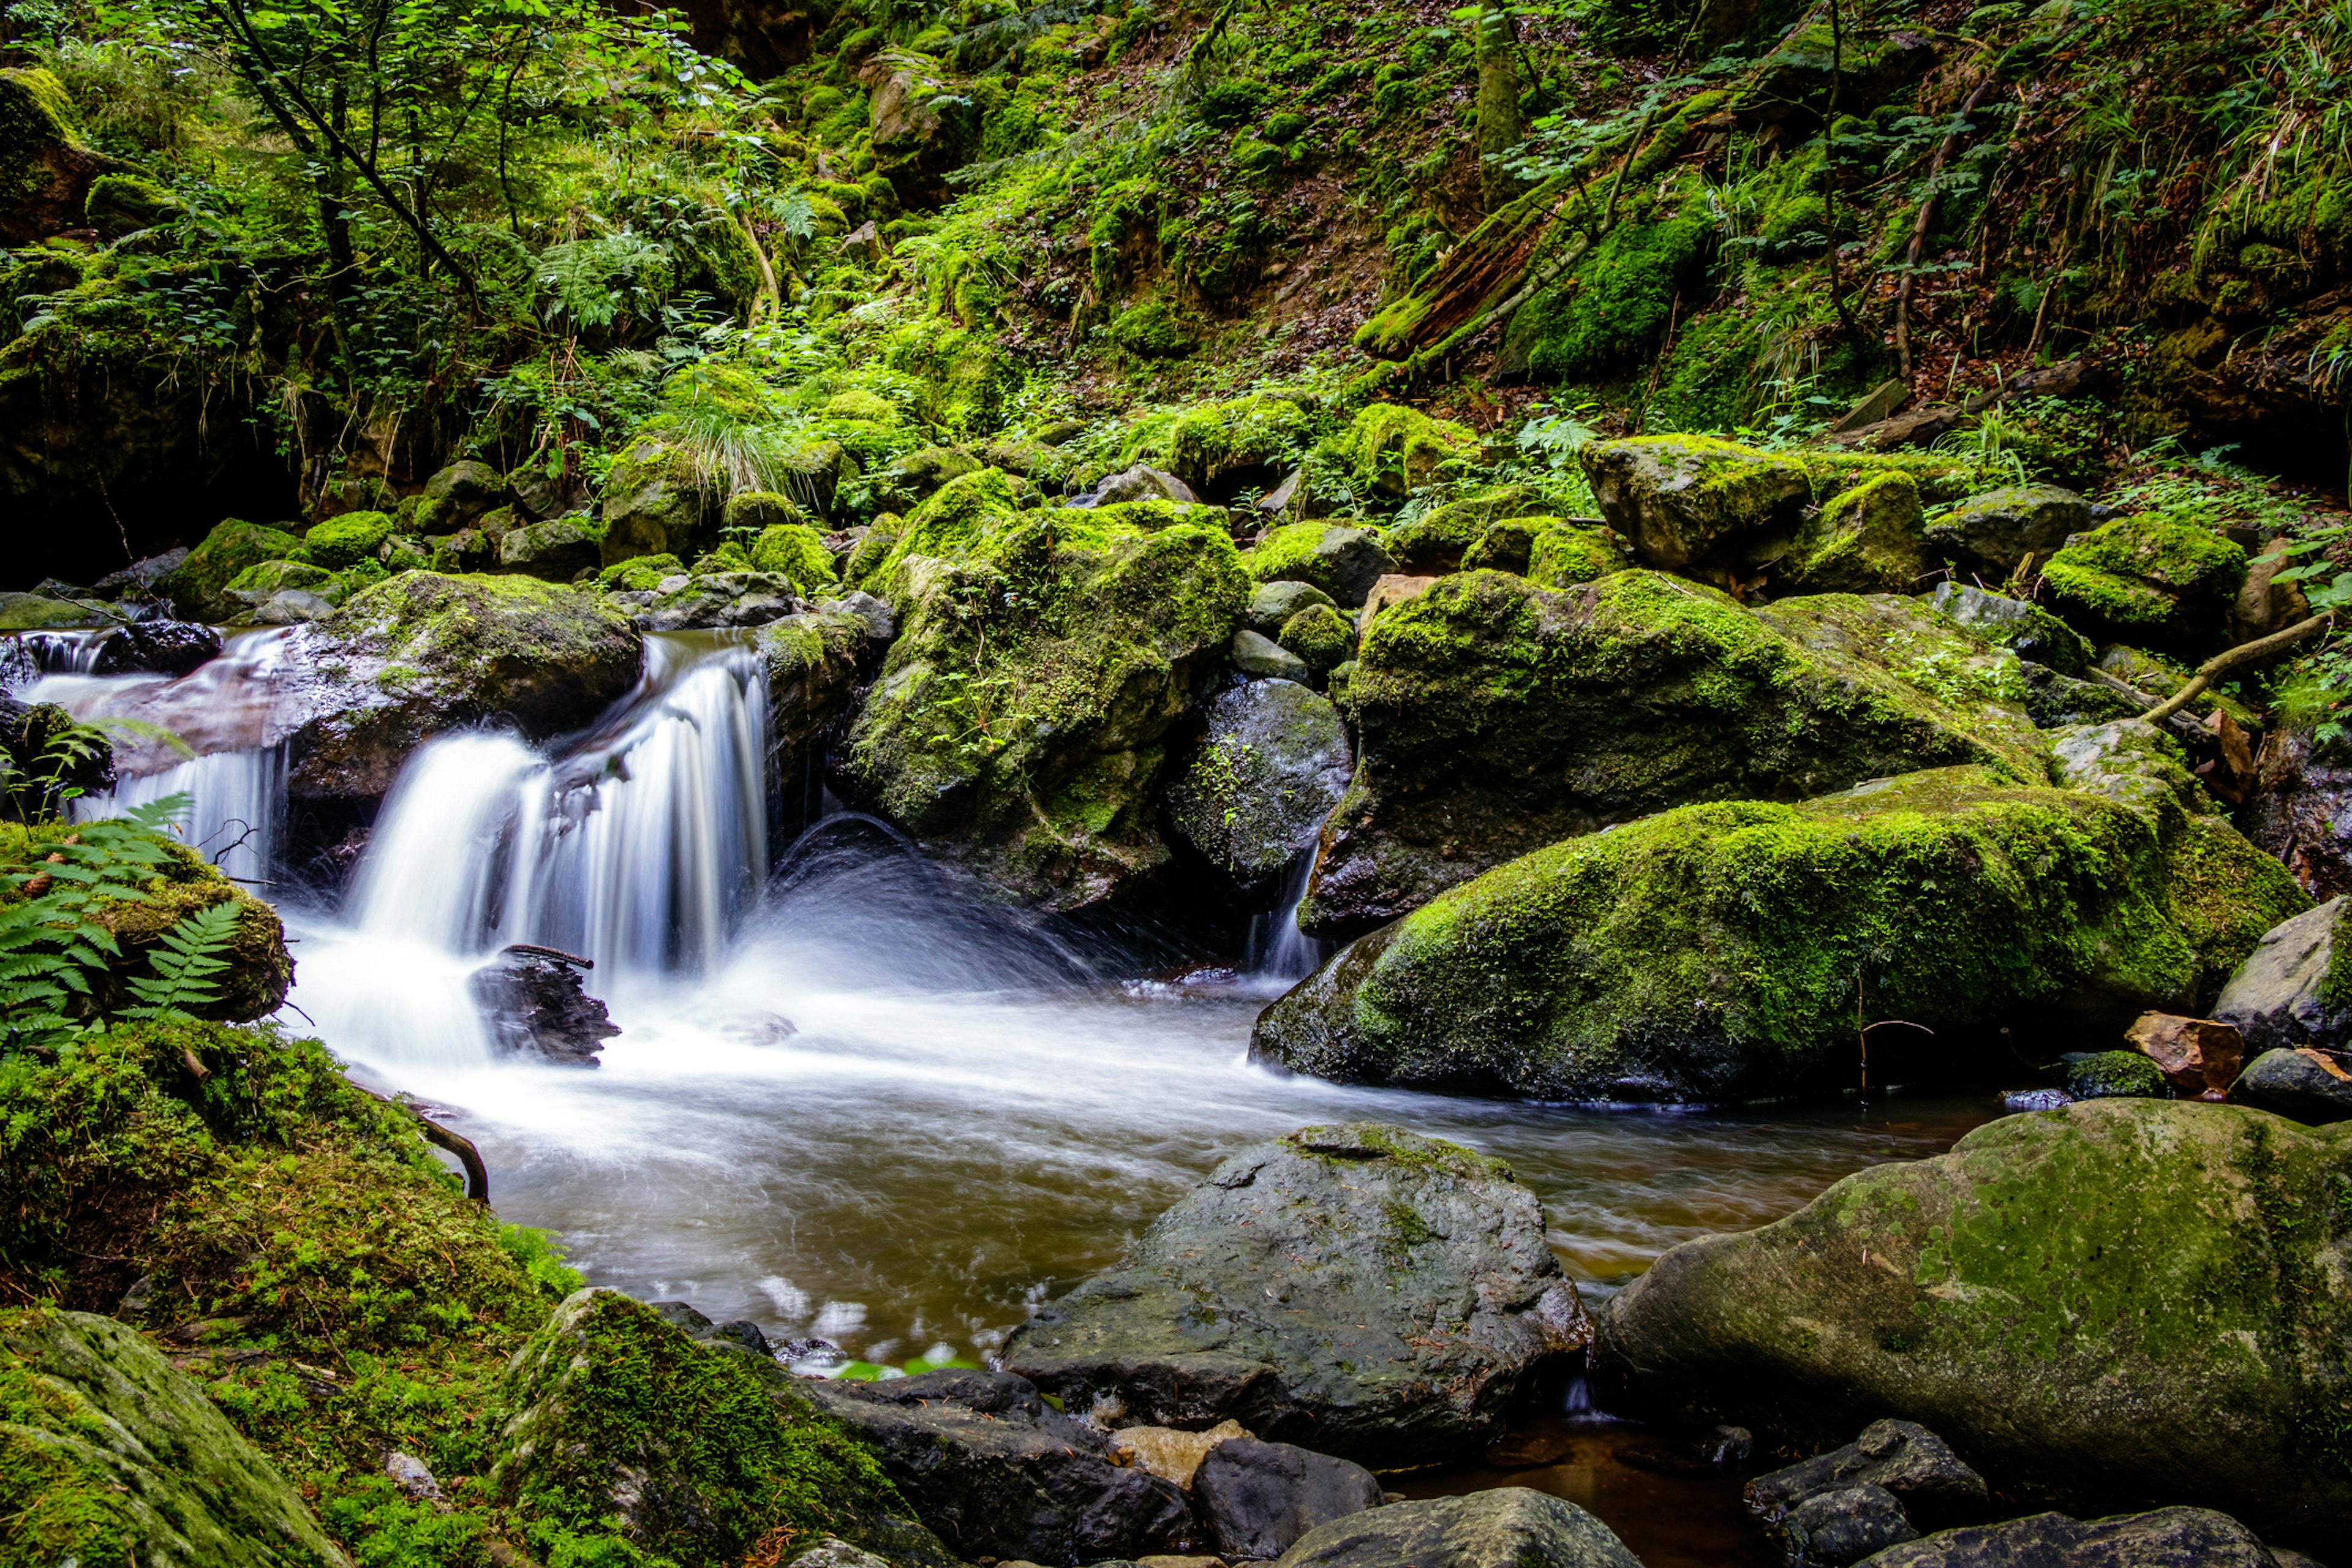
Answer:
1246;847;1332;983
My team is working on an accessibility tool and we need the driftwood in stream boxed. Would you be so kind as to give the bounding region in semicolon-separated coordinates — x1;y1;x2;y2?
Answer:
469;944;619;1067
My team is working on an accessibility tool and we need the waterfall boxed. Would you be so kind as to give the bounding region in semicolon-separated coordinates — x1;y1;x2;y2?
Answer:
1246;848;1332;982
100;747;287;886
297;635;773;1073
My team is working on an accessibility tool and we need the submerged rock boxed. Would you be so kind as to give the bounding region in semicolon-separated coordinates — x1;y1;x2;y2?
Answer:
468;945;618;1066
92;618;222;676
288;571;643;804
1270;1488;1641;1568
1001;1123;1588;1466
1297;571;2046;941
1591;1101;2352;1542
0;1307;351;1567
1165;679;1351;886
1257;756;2303;1102
799;1367;1191;1565
1857;1507;2283;1567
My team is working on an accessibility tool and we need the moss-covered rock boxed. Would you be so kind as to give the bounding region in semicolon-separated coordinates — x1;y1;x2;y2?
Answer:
160;521;306;621
1320;404;1479;498
749;521;841;595
1779;470;1929;595
0;67;107;246
291;573;641;803
486;1287;941;1566
1243;522;1396;607
1;1307;350;1567
1165;679;1352;885
2064;1049;2169;1098
1259;760;2307;1102
1580;435;1811;576
0;590;93;629
2043;514;2248;654
598;435;724;567
595;553;684;594
1164;395;1310;494
1112;296;1196;358
757;609;872;767
496;514;605;582
1929;582;2096;677
1591;1101;2352;1543
1299;571;2046;940
1498;178;1714;380
225;559;344;611
843;495;1248;909
1384;487;1547;575
295;510;398;571
1278;601;1355;677
1922;484;2090;579
1526;524;1634;588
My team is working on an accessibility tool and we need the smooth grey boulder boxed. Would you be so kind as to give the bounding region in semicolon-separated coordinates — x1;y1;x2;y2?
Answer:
1270;1488;1641;1568
2214;898;2351;1054
1193;1436;1384;1560
1855;1507;2282;1567
1579;436;1811;575
1923;484;2090;577
1233;627;1313;682
2230;1047;2352;1124
497;515;603;582
1929;582;2094;676
633;570;802;632
1269;526;1395;608
1166;679;1351;884
0;1309;352;1567
1092;463;1201;507
797;1368;1189;1566
1746;1421;1990;1534
1246;579;1340;636
1001;1123;1589;1467
1782;1485;1919;1567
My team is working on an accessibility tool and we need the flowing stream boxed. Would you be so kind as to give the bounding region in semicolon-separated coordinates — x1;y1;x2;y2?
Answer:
13;627;1997;1565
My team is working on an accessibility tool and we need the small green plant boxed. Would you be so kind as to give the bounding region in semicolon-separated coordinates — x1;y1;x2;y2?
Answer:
119;896;241;1020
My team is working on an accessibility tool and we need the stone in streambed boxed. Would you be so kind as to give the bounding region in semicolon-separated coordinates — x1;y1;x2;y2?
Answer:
1269;1488;1642;1568
1856;1507;2283;1567
1233;627;1313;682
1245;579;1338;636
1193;1436;1384;1560
2062;1050;2168;1100
2231;1047;2352;1125
2214;897;2352;1054
797;1366;1190;1565
1780;1486;1918;1567
1001;1123;1588;1468
93;618;222;676
1165;679;1350;886
1590;1101;2352;1542
1113;1419;1250;1488
469;946;618;1066
1745;1420;1989;1534
2123;1011;2244;1093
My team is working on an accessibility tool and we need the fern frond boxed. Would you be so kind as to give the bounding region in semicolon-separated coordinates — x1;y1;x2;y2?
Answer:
121;898;243;1020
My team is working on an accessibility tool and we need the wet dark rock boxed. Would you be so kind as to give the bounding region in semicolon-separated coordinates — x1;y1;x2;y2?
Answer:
1166;680;1351;887
1705;1425;1754;1465
93;618;222;676
90;547;190;599
1855;1506;2281;1567
469;946;619;1066
1268;1488;1641;1568
1193;1436;1384;1560
1921;486;2090;580
2214;898;2352;1054
1746;1421;1989;1534
631;570;804;631
1593;1101;2352;1542
2017;659;2144;728
0;695;115;818
1001;1123;1589;1468
1781;1485;1918;1566
2241;726;2352;899
2002;1088;2073;1112
2230;1046;2352;1124
799;1367;1192;1566
1928;583;2094;676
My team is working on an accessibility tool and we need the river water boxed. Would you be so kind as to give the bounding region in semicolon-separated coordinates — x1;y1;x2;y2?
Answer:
19;627;1998;1563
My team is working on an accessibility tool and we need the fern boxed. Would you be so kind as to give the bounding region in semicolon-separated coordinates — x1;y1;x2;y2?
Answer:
121;897;243;1021
537;233;672;329
0;793;194;1052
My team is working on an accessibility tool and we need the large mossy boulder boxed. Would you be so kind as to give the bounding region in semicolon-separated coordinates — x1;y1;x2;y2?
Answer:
598;435;725;567
1165;395;1311;496
1166;679;1352;888
1;1308;350;1567
290;571;641;802
159;520;305;621
1298;570;2046;940
487;1287;948;1566
1244;523;1396;607
0;67;107;246
842;472;1246;908
757;609;872;766
1777;469;1928;595
2042;514;2247;654
1258;752;2307;1103
1921;483;2090;579
1000;1123;1589;1467
1580;434;1811;574
1319;404;1479;498
1591;1101;2352;1544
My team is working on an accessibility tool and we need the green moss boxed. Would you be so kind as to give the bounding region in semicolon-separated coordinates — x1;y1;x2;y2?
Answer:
225;559;342;605
2066;1049;2169;1099
1384;488;1545;573
487;1290;904;1565
1164;396;1309;489
748;523;840;595
1502;175;1714;380
1321;404;1479;499
0;67;83;214
2043;515;2247;650
1281;1122;1513;1183
820;389;899;425
160;520;305;620
595;554;684;592
1783;470;1929;595
296;508;398;570
1526;524;1631;588
1112;296;1197;359
1278;602;1355;673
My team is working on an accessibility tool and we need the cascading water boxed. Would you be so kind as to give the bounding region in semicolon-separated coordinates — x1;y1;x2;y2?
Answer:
1246;847;1332;984
295;633;771;1072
